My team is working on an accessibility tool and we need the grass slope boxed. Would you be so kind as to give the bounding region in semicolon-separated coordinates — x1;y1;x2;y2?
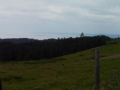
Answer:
0;39;120;90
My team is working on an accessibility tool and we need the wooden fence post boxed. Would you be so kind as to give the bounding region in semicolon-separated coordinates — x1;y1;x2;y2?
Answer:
0;80;2;90
95;47;100;90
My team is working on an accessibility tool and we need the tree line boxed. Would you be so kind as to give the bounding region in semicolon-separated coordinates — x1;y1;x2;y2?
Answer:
0;35;111;61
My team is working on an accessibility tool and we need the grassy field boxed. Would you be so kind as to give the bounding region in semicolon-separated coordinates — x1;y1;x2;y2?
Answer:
0;39;120;90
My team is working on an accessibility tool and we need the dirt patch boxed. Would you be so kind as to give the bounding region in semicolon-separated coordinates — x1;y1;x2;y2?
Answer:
101;53;120;60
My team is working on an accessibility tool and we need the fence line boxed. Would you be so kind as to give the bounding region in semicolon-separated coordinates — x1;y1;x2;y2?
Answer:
95;47;100;90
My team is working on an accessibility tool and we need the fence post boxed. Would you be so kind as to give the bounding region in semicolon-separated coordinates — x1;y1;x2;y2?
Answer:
0;80;2;90
95;47;100;90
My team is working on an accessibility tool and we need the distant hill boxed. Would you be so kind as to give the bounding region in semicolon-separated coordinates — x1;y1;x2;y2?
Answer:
0;38;57;43
0;38;37;43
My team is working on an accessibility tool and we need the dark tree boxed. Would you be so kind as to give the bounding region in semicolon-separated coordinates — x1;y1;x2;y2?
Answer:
0;35;110;61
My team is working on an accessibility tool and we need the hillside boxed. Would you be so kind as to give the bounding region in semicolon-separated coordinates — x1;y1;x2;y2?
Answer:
0;39;120;90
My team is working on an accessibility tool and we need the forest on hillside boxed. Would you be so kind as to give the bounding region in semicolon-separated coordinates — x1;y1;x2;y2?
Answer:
0;35;111;61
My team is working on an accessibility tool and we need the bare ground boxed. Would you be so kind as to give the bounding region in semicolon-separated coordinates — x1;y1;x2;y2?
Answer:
100;53;120;60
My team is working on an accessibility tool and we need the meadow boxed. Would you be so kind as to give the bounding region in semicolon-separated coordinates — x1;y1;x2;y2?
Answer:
0;39;120;90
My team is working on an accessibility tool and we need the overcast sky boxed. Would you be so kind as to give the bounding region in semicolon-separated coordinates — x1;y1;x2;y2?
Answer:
0;0;120;39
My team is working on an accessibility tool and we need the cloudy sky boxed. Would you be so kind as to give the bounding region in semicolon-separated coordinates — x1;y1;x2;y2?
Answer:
0;0;120;39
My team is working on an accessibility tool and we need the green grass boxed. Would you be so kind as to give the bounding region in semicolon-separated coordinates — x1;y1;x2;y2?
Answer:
106;38;120;44
0;39;120;90
100;58;120;90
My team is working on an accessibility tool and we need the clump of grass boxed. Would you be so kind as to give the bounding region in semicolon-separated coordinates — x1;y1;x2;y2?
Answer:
24;61;40;64
23;57;66;65
40;57;67;64
79;54;84;56
53;57;67;61
101;70;120;90
1;75;23;82
87;56;95;60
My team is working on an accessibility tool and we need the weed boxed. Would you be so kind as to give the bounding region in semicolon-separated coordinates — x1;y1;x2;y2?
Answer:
101;70;120;90
1;75;23;82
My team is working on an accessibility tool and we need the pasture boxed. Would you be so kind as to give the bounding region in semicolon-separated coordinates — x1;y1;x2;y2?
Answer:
0;39;120;90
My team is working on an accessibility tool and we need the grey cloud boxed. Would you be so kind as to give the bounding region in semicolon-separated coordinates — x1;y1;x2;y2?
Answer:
0;0;120;39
